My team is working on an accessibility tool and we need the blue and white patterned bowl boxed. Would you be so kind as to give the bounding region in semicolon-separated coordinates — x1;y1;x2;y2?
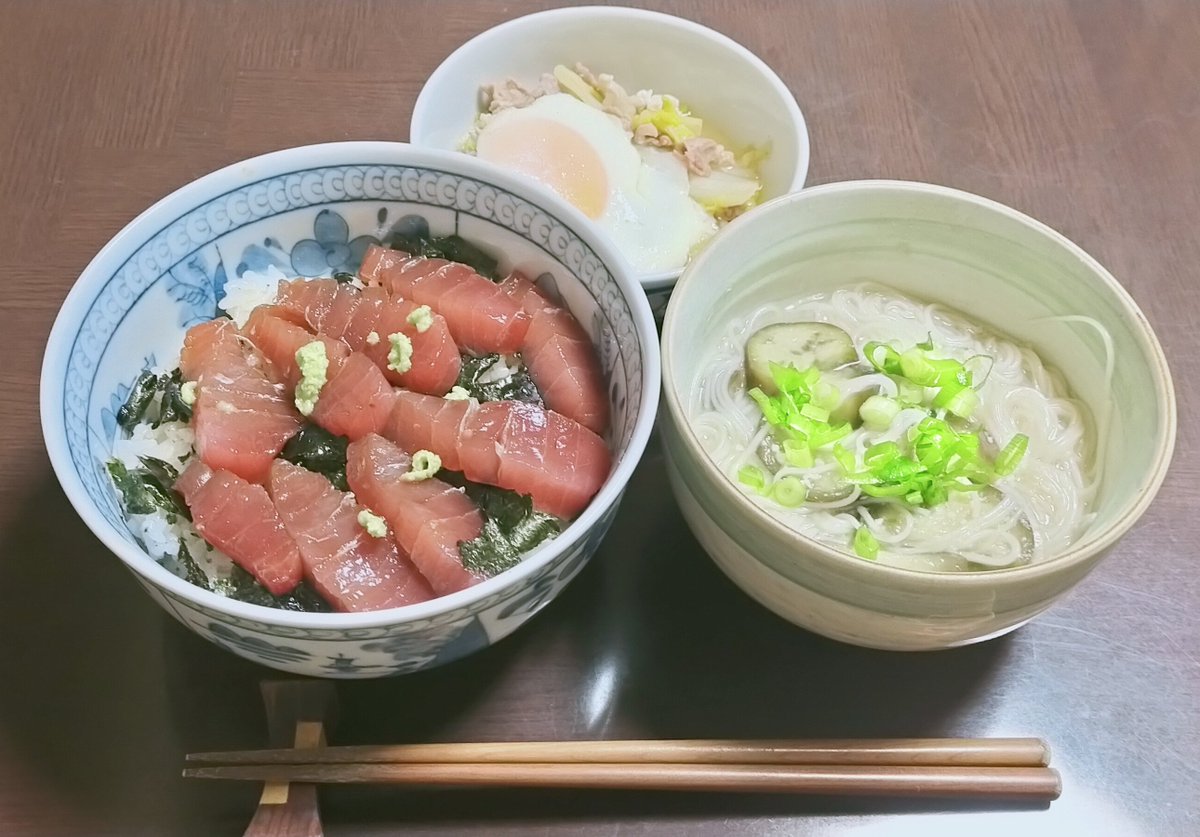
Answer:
40;142;660;678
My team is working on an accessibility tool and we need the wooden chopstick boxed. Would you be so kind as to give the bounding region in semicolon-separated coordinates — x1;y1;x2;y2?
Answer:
186;737;1050;768
183;762;1061;799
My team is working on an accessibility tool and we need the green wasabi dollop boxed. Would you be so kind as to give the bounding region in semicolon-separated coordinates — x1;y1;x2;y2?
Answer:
357;509;388;538
406;305;434;334
294;341;329;416
387;332;413;374
401;449;442;482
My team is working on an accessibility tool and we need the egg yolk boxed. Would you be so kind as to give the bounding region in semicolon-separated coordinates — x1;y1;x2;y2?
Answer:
477;118;609;219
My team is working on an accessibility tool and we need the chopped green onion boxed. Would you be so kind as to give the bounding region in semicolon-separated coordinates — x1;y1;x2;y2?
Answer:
782;439;814;468
864;441;901;467
865;342;902;375
769;361;817;393
994;434;1029;476
808;421;852;449
859;395;901;430
799;403;830;422
860;482;917;497
932;381;964;409
899;348;938;386
738;465;767;493
922;482;949;506
942;386;980;419
853;526;880;560
915;333;935;351
747;363;853;453
747;387;783;425
929;358;970;388
832;444;858;474
811;381;842;411
772;476;807;507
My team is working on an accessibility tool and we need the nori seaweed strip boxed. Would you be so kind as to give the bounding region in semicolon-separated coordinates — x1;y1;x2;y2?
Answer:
137;456;191;521
280;424;350;490
213;566;332;612
458;485;561;577
455;353;543;406
117;371;161;429
155;369;192;426
175;540;211;589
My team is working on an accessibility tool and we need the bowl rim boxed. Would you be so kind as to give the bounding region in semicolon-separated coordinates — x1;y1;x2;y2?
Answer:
661;178;1178;589
40;140;661;629
408;4;811;292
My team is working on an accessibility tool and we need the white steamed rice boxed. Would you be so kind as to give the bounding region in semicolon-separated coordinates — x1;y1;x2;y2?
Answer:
218;265;288;328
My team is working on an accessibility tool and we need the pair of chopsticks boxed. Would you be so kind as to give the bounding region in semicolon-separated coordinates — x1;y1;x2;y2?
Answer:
185;737;1060;800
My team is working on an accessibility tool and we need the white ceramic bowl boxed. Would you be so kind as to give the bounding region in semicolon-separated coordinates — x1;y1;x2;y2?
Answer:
661;180;1176;651
41;142;659;678
409;5;809;303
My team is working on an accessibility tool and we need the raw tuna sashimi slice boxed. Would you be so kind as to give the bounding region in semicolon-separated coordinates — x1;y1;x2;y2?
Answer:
179;318;303;483
175;460;303;595
275;278;460;394
386;393;473;473
268;460;433;611
309;352;396;441
346;434;485;596
243;305;350;388
500;272;609;435
385;393;611;519
359;245;530;354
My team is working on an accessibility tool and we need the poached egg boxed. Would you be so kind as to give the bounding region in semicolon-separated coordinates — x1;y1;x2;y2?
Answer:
475;93;716;274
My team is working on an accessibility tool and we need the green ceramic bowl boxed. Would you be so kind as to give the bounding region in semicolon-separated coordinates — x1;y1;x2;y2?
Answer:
661;180;1176;650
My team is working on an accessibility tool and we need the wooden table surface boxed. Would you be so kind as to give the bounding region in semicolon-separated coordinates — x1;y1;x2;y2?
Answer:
2;1;1197;834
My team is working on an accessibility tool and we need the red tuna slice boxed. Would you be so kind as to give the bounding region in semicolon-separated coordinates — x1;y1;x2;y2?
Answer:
499;270;550;313
360;245;530;354
485;401;611;519
179;319;303;484
243;306;350;389
175;459;303;595
274;278;341;336
353;287;461;394
386;392;474;474
276;279;460;394
173;455;214;497
385;393;610;519
275;277;374;344
500;272;609;436
268;460;433;611
309;352;396;441
346;434;485;596
180;318;240;382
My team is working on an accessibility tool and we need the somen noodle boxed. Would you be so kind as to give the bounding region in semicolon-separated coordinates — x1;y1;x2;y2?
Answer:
689;284;1098;572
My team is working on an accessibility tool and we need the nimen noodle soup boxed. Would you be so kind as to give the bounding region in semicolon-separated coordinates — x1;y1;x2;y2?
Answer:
690;283;1097;572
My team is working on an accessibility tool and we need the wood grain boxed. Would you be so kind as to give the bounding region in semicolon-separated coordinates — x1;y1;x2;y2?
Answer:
241;682;336;837
185;762;1063;801
1;1;1197;835
187;737;1052;767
